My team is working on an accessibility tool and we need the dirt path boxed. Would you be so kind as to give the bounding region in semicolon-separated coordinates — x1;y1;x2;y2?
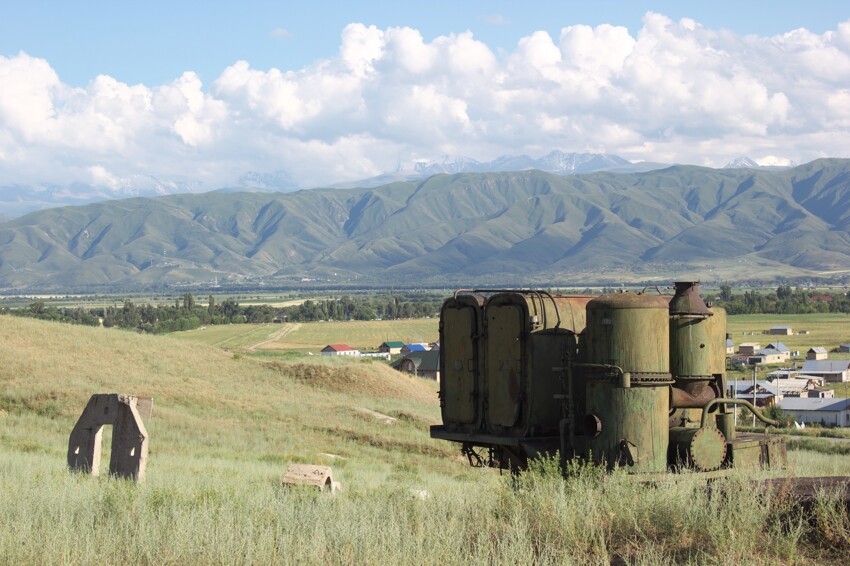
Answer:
246;323;302;351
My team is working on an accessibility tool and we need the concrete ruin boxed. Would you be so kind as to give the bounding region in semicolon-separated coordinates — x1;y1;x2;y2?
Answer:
67;394;151;482
282;464;340;492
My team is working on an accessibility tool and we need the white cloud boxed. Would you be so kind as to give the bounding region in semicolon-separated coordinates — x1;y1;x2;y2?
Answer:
1;14;850;193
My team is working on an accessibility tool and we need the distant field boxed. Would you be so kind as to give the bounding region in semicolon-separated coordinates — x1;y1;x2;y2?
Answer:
171;323;285;349
173;318;439;351
0;293;312;310
727;313;850;354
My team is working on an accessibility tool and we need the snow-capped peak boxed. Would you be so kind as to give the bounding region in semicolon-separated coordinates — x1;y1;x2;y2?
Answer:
724;156;760;169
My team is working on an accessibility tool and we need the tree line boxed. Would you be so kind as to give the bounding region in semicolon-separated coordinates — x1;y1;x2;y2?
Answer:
2;292;443;334
714;285;850;314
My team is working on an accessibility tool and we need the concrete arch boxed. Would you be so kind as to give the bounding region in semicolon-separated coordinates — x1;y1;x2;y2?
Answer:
67;394;150;482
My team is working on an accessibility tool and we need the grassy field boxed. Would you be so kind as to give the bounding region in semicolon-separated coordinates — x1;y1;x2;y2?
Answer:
726;313;850;355
173;318;440;352
3;315;850;563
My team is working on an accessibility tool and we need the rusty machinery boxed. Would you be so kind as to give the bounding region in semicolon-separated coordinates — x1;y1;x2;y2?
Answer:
431;282;786;474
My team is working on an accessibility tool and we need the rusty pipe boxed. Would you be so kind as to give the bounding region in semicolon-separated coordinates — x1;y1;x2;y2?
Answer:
700;398;779;428
670;381;717;409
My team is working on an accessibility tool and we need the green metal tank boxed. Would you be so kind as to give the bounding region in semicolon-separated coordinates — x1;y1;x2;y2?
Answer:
669;282;713;381
705;305;734;440
438;294;486;432
668;282;724;426
583;292;671;473
484;292;590;437
669;426;727;471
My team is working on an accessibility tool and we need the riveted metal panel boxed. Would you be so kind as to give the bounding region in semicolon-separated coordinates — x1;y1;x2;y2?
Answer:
439;297;483;429
670;316;712;378
585;293;670;373
585;381;669;473
486;301;524;429
705;306;727;377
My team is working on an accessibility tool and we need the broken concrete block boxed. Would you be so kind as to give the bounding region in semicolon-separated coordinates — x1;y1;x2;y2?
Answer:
67;394;150;482
282;464;337;492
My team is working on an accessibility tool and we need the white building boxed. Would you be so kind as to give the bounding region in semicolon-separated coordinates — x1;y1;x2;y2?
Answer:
320;344;360;356
807;347;828;361
778;398;850;427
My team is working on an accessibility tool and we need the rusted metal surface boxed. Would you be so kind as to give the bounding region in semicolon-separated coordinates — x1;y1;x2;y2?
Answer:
486;299;524;430
668;281;713;316
670;381;717;409
585;380;670;472
439;295;485;431
669;426;727;471
586;293;670;374
431;282;787;475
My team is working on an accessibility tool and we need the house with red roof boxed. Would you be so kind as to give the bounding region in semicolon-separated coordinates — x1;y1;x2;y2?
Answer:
321;344;360;356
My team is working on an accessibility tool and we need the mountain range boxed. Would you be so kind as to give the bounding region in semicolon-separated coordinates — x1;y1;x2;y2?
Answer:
1;158;847;290
1;150;796;218
0;151;661;217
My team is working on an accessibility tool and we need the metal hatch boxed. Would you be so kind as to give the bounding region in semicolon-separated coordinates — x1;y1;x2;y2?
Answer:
439;298;481;428
486;301;525;429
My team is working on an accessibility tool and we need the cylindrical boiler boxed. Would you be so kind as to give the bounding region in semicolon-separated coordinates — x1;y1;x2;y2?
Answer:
583;293;672;473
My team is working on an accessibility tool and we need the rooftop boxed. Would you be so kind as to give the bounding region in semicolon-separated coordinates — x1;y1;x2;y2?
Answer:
802;360;850;373
778;397;850;412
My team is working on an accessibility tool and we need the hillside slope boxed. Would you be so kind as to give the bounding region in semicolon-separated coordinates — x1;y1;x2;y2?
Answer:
0;315;447;475
1;159;849;288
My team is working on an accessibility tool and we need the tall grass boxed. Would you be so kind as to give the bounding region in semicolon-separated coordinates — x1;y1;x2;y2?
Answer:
3;315;850;563
2;450;848;564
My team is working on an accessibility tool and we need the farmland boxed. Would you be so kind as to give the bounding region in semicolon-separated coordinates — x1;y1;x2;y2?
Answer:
726;313;850;355
172;318;439;352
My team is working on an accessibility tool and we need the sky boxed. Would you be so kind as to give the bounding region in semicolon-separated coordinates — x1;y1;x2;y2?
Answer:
1;1;850;193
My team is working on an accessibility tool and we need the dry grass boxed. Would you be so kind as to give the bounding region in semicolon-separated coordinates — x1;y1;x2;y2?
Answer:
264;358;438;405
4;315;850;563
172;318;439;351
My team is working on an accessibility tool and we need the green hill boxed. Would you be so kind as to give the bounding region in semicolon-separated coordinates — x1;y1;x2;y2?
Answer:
0;315;448;475
2;159;850;289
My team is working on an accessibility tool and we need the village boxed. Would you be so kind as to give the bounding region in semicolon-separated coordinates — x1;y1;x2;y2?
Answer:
320;340;440;380
728;325;850;427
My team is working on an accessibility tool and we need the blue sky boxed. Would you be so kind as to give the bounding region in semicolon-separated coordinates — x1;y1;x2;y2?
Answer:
1;1;850;194
4;1;849;87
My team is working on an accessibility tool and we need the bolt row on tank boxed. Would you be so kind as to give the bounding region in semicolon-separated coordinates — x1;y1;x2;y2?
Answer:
430;282;786;474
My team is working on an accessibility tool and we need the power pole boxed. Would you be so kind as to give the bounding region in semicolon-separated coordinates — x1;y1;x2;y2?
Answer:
752;364;758;427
